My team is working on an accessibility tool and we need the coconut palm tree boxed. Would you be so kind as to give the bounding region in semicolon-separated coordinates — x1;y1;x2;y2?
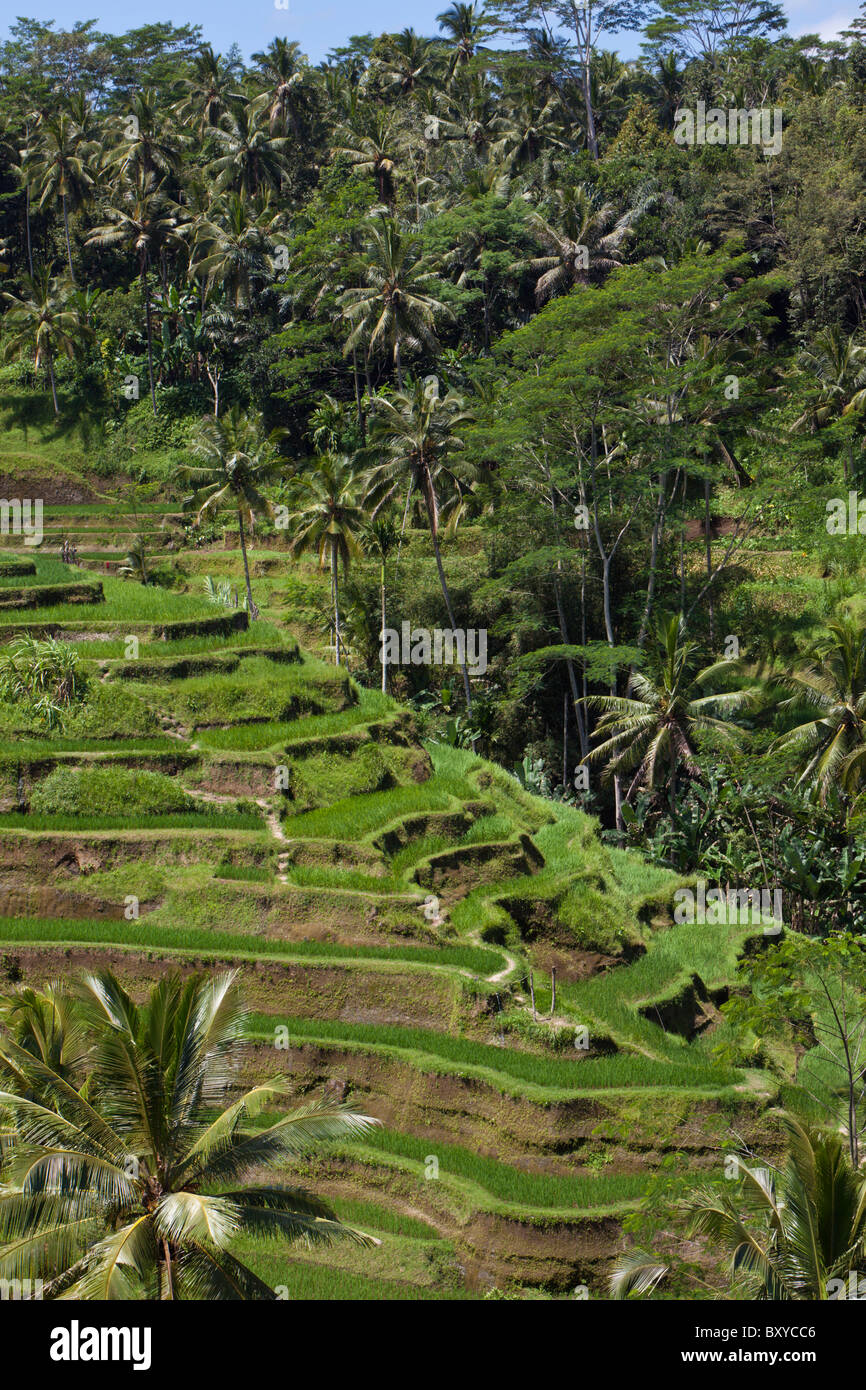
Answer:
178;407;281;620
521;183;648;305
2;269;85;416
29;111;95;283
790;328;866;433
437;2;495;75
209;96;290;199
373;29;443;96
366;378;476;708
646;51;685;130
340;217;450;387
289;454;369;666
364;514;400;692
612;1115;866;1300
0;969;379;1299
583;613;757;812
188;192;277;310
491;90;567;174
86;173;185;415
0;982;90;1085
686;1115;866;1300
771;619;866;804
175;45;239;135
103;89;184;185
332;106;403;205
250;38;310;136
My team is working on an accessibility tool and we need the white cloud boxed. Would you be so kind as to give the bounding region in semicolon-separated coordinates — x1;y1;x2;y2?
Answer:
784;2;860;41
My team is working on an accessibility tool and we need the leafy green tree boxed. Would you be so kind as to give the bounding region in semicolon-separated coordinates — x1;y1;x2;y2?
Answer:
209;96;290;198
367;378;476;707
341;217;450;387
86;173;185;414
0;969;379;1299
29;111;95;283
584;613;757;811
2;269;85;415
642;0;787;64
613;1115;866;1300
771;619;866;804
180;407;280;618
289;453;369;665
175;45;239;134
723;932;866;1165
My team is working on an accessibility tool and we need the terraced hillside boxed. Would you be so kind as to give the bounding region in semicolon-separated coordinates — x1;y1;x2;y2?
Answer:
0;543;778;1298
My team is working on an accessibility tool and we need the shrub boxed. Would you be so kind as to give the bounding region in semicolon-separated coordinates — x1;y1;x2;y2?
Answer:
29;765;195;817
0;636;86;728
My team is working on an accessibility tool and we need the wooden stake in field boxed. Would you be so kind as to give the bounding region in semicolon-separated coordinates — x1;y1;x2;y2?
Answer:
550;966;557;1017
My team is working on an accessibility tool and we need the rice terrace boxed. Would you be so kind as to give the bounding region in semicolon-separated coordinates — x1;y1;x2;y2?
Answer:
0;0;865;1333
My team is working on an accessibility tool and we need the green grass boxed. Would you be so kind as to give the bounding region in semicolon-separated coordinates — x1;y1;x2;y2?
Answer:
0;916;504;973
324;1196;442;1240
0;574;214;625
248;1013;740;1092
195;691;397;751
214;863;272;883
0;811;263;830
80;623;293;661
232;1256;463;1301
283;775;473;841
0;735;178;755
283;864;402;894
350;1128;649;1209
124;655;351;728
29;764;197;817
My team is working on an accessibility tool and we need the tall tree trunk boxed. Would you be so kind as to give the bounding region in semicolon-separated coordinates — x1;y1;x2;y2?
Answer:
704;476;714;648
62;194;76;284
637;470;669;648
162;1240;175;1300
428;520;472;712
550;486;589;758
46;340;59;417
352;347;365;439
237;508;259;619
381;559;388;692
25;178;34;277
331;545;341;664
394;337;403;390
572;6;599;159
141;261;157;416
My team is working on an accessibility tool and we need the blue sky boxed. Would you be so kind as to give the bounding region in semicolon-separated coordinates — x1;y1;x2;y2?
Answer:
2;0;861;64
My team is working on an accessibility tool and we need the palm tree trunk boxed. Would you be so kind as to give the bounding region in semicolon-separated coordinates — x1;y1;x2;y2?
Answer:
429;521;472;712
331;545;341;665
141;261;157;416
25;178;34;277
394;338;403;390
352;347;365;438
62;194;76;284
237;508;259;619
381;559;388;693
46;339;59;417
704;476;715;648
